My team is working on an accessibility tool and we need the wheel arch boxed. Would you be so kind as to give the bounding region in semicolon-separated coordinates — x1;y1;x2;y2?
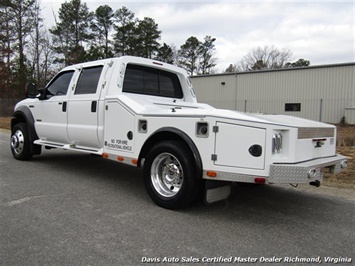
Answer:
11;106;41;155
138;127;203;179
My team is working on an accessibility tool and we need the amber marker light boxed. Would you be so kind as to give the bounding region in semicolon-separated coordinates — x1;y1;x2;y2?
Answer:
117;156;124;161
132;159;138;165
206;171;217;178
102;153;109;159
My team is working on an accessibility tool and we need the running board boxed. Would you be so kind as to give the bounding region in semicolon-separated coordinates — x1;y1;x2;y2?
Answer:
34;140;103;155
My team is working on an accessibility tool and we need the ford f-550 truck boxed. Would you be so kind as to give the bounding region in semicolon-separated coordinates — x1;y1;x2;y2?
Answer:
10;56;347;209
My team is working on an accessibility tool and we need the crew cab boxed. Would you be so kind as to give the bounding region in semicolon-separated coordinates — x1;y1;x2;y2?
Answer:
10;56;348;209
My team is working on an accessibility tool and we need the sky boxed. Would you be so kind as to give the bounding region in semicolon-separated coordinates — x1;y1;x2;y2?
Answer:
42;0;354;72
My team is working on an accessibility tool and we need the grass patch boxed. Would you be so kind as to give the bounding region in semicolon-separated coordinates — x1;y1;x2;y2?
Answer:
324;124;355;189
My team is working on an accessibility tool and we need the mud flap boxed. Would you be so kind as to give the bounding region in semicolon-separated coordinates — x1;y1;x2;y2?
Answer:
205;180;231;204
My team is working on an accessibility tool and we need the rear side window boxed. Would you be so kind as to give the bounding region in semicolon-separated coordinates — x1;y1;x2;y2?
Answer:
75;66;103;95
123;64;183;98
46;71;74;96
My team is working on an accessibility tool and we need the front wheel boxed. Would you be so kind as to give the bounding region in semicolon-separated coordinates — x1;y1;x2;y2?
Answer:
143;141;201;209
10;123;33;160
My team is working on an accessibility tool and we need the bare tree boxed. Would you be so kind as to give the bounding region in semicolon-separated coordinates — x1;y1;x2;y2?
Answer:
238;45;293;71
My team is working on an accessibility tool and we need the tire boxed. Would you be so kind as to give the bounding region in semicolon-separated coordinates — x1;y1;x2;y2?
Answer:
143;141;201;209
10;123;33;160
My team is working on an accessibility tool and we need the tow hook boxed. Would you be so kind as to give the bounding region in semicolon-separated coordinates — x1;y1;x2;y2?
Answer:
309;180;321;187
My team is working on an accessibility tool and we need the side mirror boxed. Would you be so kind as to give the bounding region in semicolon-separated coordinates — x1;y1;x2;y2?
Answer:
25;83;38;98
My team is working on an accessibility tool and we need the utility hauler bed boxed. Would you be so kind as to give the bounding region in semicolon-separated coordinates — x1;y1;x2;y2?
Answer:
10;56;348;209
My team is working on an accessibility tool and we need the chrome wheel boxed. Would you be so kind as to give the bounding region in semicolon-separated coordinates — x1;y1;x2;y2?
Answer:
150;152;184;198
11;129;25;155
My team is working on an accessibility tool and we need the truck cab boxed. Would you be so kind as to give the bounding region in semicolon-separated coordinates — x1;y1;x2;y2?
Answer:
11;56;348;209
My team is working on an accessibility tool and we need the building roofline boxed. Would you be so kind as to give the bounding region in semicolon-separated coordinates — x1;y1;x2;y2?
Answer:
191;62;355;78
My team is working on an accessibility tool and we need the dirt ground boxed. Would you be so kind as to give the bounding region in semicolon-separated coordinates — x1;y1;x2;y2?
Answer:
0;117;11;130
1;117;354;190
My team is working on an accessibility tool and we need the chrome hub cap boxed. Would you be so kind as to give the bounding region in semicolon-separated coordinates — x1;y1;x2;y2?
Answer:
151;153;184;197
11;130;24;155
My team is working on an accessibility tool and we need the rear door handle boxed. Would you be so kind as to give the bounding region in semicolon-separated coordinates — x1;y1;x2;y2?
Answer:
62;102;67;112
91;101;97;112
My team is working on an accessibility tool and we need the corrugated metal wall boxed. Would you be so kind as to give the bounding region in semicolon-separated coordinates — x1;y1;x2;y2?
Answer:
193;74;237;110
191;63;355;124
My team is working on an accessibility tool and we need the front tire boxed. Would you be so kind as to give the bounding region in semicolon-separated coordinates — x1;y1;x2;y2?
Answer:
143;141;201;209
10;123;33;160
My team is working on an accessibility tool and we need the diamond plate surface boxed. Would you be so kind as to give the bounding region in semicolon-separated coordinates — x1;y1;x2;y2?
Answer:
269;165;323;183
203;171;258;183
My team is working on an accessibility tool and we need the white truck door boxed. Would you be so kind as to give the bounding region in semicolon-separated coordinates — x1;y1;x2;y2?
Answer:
67;65;104;148
34;70;75;144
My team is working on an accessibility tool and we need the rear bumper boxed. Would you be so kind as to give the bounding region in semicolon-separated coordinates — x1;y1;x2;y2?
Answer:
203;155;347;184
269;154;348;184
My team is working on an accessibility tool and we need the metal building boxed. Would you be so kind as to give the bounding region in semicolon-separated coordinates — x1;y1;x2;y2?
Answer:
191;63;355;124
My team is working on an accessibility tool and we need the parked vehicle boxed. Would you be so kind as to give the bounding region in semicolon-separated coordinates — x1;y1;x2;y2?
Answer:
10;56;347;209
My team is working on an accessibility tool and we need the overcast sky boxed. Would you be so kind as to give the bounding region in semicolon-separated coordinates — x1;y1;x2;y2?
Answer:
42;0;354;72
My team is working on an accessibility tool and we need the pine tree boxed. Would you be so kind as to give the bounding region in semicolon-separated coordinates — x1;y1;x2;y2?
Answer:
90;5;114;59
178;36;201;75
136;17;161;59
50;0;93;66
198;35;217;74
113;6;136;56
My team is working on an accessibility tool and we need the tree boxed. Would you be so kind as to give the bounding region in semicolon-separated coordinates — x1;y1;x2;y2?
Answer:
238;45;293;71
90;5;114;59
156;43;174;64
225;64;238;73
27;0;43;85
178;36;201;75
136;17;161;59
198;35;217;74
113;6;136;56
285;58;310;68
0;3;14;72
1;0;36;97
50;0;93;66
0;3;14;97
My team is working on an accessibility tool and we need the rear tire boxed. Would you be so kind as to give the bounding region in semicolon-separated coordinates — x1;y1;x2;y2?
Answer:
10;123;33;160
143;141;201;209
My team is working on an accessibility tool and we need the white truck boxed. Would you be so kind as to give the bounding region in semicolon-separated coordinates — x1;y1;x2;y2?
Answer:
10;56;347;209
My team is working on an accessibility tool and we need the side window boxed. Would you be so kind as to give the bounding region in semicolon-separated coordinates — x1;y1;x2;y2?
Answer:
123;64;183;98
122;64;144;94
75;66;103;95
285;103;301;112
46;71;74;97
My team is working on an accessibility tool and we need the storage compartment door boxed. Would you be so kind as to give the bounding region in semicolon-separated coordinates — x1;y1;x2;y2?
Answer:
104;101;135;154
214;122;266;170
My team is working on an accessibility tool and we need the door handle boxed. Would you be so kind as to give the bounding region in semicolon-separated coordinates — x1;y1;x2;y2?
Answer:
91;101;97;112
62;102;67;112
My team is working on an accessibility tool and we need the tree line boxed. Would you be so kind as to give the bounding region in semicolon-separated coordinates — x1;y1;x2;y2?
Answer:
1;0;309;99
0;0;219;98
